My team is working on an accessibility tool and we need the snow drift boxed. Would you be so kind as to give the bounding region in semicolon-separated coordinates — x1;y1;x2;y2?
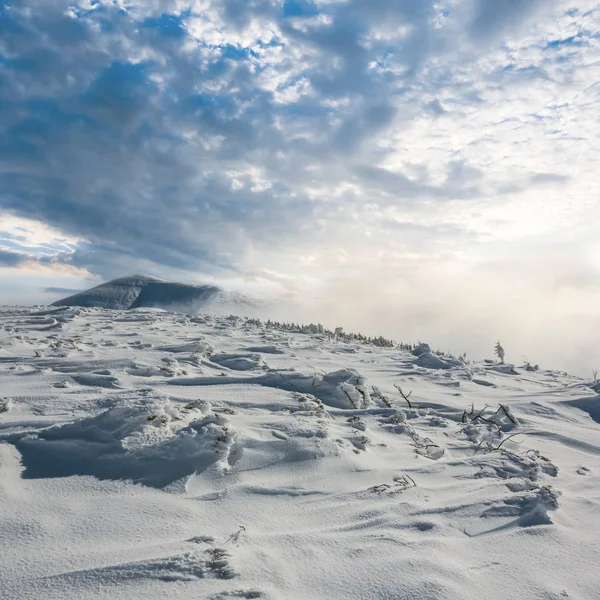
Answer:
13;396;237;487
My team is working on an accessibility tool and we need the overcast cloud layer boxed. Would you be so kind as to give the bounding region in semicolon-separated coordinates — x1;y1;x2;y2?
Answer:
1;0;599;374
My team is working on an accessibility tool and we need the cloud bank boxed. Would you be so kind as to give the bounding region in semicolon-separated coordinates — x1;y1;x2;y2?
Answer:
1;0;599;374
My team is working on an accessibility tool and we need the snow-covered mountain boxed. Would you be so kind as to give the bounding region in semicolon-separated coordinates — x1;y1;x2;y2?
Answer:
51;274;257;312
0;305;598;599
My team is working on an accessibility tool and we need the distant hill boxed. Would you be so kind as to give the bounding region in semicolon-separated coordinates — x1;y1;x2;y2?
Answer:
51;275;231;311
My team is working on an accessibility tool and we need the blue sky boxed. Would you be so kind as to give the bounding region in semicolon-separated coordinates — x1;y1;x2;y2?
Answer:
1;0;599;372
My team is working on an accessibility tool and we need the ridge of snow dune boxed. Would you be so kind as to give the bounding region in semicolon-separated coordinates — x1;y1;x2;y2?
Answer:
0;305;599;600
563;394;600;424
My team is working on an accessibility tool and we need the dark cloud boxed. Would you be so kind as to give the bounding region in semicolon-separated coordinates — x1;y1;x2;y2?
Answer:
0;249;28;267
44;287;82;295
353;163;482;201
529;173;570;185
425;99;447;116
469;0;556;44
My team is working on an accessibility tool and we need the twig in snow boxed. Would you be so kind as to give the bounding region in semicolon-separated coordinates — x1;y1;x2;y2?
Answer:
488;432;523;452
371;386;392;408
394;384;413;409
498;403;517;425
342;388;358;409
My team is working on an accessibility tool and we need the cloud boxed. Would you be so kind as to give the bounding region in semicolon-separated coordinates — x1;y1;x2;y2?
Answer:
0;0;600;373
44;286;82;295
0;249;27;267
468;0;555;45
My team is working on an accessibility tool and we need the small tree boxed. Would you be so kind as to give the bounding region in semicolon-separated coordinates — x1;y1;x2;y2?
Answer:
494;341;505;364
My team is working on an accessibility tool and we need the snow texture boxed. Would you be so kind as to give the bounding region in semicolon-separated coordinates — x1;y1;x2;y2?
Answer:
0;305;598;600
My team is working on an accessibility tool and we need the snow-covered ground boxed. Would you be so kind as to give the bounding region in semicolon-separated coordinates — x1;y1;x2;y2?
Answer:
1;305;599;599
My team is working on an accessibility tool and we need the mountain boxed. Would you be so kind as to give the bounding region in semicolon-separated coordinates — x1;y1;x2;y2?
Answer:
51;275;234;311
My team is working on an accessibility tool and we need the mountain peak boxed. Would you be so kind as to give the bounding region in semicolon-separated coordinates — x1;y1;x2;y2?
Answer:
52;275;222;311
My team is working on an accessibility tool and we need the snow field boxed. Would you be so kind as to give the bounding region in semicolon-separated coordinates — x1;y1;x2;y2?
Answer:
0;305;599;599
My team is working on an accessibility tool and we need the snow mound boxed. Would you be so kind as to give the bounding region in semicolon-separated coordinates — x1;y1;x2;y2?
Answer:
411;342;431;356
481;485;561;527
14;396;237;487
157;340;214;355
244;345;285;354
489;363;519;375
564;395;600;423
209;353;264;371
48;547;237;585
267;368;372;409
169;368;371;409
71;373;123;389
416;352;462;370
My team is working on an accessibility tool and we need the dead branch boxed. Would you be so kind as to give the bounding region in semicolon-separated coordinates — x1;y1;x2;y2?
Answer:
489;432;523;452
356;387;368;408
498;403;517;425
372;385;392;408
342;388;358;409
369;483;391;493
394;384;413;409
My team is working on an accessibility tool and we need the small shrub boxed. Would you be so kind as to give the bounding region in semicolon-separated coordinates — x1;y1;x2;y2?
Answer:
494;341;505;364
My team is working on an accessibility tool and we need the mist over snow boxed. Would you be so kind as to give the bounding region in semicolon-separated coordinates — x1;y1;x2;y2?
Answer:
1;1;600;375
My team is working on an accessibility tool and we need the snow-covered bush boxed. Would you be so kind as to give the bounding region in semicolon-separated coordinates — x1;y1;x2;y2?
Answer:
494;341;505;363
411;343;431;357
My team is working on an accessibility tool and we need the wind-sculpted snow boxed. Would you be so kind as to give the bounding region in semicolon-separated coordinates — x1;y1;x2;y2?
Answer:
168;368;371;409
563;395;600;424
0;305;599;600
244;345;285;354
209;353;264;371
12;396;237;487
415;351;464;370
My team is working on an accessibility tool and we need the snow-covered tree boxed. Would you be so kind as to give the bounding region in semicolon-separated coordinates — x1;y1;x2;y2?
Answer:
494;341;505;364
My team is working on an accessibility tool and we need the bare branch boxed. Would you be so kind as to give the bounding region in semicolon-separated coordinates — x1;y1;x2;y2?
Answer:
342;388;358;409
394;384;413;409
498;403;517;425
489;433;523;452
372;385;392;408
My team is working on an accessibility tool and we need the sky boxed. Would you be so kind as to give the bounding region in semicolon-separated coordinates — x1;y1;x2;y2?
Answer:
1;0;599;375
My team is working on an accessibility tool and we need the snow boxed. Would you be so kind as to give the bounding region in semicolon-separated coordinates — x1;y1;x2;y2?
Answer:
1;305;599;599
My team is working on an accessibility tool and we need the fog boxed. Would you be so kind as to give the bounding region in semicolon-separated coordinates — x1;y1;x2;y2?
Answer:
235;259;600;380
3;252;599;380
